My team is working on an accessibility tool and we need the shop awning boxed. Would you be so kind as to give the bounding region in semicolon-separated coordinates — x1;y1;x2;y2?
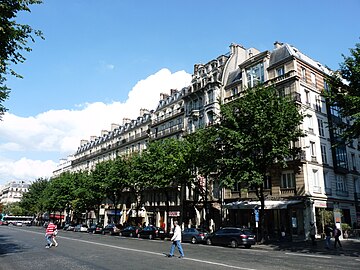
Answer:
224;200;303;210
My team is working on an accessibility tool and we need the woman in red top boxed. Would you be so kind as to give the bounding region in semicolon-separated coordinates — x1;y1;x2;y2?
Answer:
45;222;57;248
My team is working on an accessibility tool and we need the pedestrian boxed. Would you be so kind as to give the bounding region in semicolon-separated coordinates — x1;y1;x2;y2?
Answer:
324;224;333;249
309;222;316;246
167;220;184;258
52;221;59;247
45;221;57;248
333;226;342;249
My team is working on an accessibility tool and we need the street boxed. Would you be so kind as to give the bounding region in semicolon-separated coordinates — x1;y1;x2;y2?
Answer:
0;226;359;270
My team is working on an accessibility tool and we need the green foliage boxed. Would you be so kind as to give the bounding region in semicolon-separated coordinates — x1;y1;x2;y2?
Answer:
0;0;44;118
19;177;49;215
216;85;304;190
326;41;360;141
3;202;25;215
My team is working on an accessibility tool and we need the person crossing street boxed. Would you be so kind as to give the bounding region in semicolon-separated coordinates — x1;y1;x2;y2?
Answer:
167;220;184;258
45;221;57;248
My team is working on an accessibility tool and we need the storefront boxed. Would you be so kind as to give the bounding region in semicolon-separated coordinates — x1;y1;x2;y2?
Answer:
224;200;304;240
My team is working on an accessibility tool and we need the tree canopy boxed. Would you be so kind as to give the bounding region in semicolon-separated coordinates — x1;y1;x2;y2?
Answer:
326;41;360;141
0;0;43;118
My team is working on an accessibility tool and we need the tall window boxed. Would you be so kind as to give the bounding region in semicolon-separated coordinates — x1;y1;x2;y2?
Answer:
301;67;307;82
320;144;328;164
246;62;264;88
351;153;356;170
335;146;348;169
276;66;284;76
315;95;321;112
308;115;314;133
310;141;316;157
335;174;347;192
324;171;332;194
281;172;295;188
305;90;310;105
313;169;321;193
318;118;325;137
311;72;316;87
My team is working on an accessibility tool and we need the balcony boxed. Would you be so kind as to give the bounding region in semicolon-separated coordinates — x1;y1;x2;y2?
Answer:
336;190;349;197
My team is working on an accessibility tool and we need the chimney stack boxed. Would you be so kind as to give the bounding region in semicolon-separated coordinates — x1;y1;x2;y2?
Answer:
123;118;131;125
111;123;120;131
274;41;283;49
80;139;88;146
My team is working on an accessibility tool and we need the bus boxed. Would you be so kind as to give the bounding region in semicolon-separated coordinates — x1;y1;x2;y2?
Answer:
0;215;34;226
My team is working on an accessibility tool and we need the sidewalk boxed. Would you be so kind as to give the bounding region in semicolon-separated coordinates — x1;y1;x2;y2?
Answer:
254;238;360;257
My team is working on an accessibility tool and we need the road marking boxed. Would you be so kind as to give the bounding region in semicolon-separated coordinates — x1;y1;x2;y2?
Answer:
19;229;258;270
285;252;332;259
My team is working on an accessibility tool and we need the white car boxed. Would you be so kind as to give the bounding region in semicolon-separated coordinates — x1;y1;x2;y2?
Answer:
16;221;23;226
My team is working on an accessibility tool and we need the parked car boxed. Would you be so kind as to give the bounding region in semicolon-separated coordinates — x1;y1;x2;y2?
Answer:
120;225;142;237
15;221;23;226
74;224;88;232
63;223;75;231
138;225;165;240
182;227;209;244
102;223;121;235
205;227;256;248
87;224;103;234
0;221;9;226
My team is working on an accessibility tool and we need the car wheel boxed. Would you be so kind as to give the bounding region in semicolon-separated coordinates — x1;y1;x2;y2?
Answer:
244;244;251;249
129;232;133;237
230;239;238;248
149;234;153;240
206;238;212;245
191;237;197;244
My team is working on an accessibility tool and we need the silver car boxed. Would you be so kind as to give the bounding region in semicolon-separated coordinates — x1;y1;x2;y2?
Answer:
182;228;209;244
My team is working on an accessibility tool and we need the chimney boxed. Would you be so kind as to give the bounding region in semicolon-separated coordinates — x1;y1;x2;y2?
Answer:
274;41;283;49
160;93;169;100
80;139;88;146
123;118;131;125
101;130;108;136
170;89;178;95
90;136;97;142
111;123;120;131
140;108;150;116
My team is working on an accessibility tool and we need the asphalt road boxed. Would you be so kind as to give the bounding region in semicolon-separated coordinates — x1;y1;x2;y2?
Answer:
0;226;359;270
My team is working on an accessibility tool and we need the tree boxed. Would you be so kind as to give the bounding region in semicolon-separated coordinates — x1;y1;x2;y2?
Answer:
326;41;360;142
216;85;304;240
141;138;192;231
0;0;43;118
19;177;49;216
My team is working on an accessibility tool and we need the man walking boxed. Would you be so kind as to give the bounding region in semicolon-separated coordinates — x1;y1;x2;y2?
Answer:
167;220;184;258
45;221;57;248
333;226;342;249
324;224;332;249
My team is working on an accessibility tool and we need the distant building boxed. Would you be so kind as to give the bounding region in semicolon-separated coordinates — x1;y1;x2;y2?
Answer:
0;181;29;205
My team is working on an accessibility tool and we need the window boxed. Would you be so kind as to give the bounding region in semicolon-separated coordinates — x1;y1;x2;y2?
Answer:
335;174;347;192
315;96;321;112
276;66;284;76
311;72;316;87
324;79;329;92
305;90;310;105
231;87;238;96
320;144;328;164
208;90;214;103
324;171;332;194
351;153;356;170
308;115;314;133
301;67;307;82
335;146;348;169
281;172;295;188
310;141;316;156
318;118;325;137
246;62;264;88
313;169;321;193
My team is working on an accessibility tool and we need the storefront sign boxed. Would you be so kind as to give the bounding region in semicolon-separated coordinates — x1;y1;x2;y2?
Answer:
168;211;180;217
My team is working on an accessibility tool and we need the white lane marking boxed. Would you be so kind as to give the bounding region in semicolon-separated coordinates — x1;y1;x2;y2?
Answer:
285;252;332;259
19;229;258;270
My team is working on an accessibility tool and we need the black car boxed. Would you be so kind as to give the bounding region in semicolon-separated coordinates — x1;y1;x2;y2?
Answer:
206;227;256;248
120;225;142;237
101;223;121;235
182;227;209;244
87;224;103;234
138;225;165;240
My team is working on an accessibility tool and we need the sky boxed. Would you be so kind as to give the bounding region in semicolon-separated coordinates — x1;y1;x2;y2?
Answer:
0;0;359;186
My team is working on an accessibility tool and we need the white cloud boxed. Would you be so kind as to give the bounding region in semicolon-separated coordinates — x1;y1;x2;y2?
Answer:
0;68;192;185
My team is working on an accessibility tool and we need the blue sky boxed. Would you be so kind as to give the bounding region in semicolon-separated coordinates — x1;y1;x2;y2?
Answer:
0;0;359;186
